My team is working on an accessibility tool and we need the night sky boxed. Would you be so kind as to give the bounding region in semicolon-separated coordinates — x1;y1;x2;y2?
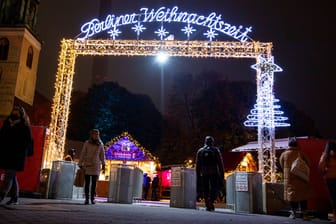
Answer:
35;0;334;138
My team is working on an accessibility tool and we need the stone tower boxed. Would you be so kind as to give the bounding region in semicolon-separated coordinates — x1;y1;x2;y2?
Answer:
0;0;42;116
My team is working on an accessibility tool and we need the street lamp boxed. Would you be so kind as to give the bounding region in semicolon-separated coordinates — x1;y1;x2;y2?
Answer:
156;51;169;114
156;51;169;64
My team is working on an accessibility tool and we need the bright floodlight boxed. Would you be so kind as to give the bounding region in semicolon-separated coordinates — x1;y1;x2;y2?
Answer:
156;51;169;64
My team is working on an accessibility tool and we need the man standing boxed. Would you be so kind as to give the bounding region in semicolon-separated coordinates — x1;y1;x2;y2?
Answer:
196;136;224;211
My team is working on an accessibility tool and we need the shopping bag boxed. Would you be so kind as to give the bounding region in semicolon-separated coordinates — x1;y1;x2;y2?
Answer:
290;153;310;182
74;168;85;187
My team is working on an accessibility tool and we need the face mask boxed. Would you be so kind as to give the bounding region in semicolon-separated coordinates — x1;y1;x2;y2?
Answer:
10;114;19;120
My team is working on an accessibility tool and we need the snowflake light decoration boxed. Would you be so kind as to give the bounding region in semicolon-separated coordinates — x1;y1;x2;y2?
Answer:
107;26;122;40
155;25;169;40
132;21;147;37
181;24;196;39
203;28;218;41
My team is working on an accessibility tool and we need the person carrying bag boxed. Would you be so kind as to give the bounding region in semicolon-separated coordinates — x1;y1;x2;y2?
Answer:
279;137;312;220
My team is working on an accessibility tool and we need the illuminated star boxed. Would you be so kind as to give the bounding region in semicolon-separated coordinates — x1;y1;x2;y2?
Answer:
203;28;218;41
155;25;169;40
181;24;196;39
132;22;147;36
251;56;283;75
107;26;122;40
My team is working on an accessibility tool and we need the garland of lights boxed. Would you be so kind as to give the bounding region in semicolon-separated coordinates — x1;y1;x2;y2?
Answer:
73;39;272;58
44;39;273;171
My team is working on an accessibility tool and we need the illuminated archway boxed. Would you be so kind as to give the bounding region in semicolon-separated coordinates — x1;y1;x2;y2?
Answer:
44;6;289;183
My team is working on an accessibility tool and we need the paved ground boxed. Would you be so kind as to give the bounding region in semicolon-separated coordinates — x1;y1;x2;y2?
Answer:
0;197;331;224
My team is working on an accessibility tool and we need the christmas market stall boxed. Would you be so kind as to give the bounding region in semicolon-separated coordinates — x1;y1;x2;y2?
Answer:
96;132;159;198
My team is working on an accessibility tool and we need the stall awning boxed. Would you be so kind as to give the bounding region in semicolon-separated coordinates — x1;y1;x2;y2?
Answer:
231;137;308;152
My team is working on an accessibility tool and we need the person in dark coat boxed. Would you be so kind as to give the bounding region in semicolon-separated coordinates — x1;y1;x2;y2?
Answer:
196;136;224;211
142;173;151;200
0;106;33;205
151;174;159;201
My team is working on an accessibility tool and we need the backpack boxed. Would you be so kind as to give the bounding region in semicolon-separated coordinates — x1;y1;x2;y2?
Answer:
200;146;217;167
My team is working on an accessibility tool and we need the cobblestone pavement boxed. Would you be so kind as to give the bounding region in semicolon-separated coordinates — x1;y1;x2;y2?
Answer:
0;198;331;224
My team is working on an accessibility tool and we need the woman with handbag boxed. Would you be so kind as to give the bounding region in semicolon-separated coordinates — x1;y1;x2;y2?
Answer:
279;137;312;220
319;141;336;223
79;129;106;205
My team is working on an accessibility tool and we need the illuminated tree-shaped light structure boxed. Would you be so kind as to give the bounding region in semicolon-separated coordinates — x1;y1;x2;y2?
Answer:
244;55;290;183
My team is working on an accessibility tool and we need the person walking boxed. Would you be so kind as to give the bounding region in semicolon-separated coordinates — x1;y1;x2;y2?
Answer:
279;137;312;220
78;129;105;205
0;105;33;205
318;141;336;223
196;136;224;211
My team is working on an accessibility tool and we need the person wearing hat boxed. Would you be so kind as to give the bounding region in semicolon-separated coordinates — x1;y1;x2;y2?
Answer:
196;136;224;211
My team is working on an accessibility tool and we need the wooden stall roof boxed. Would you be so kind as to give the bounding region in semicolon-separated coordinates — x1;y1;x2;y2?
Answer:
231;137;308;152
104;132;158;162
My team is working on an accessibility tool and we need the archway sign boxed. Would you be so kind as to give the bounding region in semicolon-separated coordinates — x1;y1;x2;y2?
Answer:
44;6;290;183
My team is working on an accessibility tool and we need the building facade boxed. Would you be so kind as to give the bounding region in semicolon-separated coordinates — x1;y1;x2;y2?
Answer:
0;0;41;116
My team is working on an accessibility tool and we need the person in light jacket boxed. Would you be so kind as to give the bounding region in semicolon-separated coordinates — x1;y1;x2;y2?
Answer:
279;137;312;220
79;129;105;205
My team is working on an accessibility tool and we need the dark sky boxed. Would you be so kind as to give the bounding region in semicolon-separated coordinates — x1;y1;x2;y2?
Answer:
35;0;334;138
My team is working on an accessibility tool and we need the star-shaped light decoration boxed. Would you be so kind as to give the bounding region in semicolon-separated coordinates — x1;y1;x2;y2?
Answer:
203;28;218;41
181;24;196;40
107;26;122;40
155;25;169;40
132;21;147;38
251;56;283;75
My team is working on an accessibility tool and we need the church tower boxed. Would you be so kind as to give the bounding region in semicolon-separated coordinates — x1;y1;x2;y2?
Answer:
0;0;42;117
